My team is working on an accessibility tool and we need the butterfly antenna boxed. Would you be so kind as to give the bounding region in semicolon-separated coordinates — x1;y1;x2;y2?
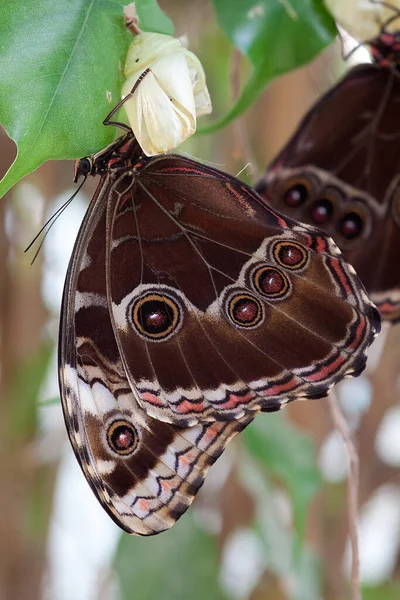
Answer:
25;176;86;264
28;223;59;265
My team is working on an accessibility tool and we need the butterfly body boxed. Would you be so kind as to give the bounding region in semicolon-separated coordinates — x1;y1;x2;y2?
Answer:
256;34;400;322
59;131;379;534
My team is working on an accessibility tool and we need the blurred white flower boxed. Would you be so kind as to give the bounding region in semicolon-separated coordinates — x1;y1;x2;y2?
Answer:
121;32;212;156
324;0;400;41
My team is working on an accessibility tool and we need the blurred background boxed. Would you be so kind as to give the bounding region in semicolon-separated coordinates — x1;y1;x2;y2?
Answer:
0;1;400;599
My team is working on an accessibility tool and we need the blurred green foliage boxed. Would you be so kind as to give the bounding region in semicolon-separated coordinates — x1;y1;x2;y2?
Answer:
8;342;53;441
363;583;400;600
204;0;336;131
244;413;322;553
115;513;227;600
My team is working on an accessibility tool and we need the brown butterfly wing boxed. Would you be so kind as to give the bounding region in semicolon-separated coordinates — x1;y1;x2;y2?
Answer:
106;155;380;426
256;64;400;322
59;176;254;535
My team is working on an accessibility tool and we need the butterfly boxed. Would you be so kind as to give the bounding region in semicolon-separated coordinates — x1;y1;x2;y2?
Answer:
255;25;400;323
58;106;380;535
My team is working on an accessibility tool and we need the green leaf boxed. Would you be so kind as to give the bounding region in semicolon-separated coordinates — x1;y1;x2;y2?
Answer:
0;0;173;199
135;0;174;34
203;0;337;131
115;514;227;600
243;412;322;553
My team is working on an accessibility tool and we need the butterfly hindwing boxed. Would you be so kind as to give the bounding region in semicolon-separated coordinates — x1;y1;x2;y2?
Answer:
59;177;254;535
